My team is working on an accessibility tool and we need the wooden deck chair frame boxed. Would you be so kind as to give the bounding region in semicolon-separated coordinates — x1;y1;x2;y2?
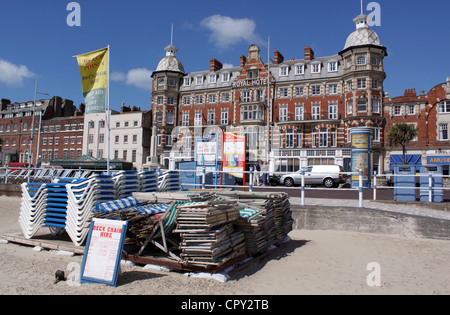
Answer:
137;201;182;262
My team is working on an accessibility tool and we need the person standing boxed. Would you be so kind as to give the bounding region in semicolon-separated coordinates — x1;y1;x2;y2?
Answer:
262;161;269;186
253;160;261;186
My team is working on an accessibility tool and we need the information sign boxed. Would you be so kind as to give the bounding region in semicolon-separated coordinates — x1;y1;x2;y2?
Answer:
80;218;128;287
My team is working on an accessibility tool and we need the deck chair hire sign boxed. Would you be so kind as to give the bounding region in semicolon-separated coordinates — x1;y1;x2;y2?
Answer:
80;218;128;287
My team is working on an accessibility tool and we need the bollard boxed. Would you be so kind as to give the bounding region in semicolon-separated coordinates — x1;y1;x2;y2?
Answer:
249;167;254;193
429;173;433;203
202;167;206;190
359;169;363;208
373;171;377;201
301;170;305;206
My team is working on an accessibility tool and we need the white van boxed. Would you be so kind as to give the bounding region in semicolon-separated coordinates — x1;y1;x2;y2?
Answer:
279;165;347;188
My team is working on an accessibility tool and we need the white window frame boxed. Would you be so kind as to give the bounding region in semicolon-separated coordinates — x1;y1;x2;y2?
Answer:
357;78;367;89
221;109;229;125
295;105;304;121
194;111;202;126
295;64;305;75
372;98;380;114
196;76;204;85
440;124;449;140
311;85;321;96
279;88;288;98
311;63;321;74
279;105;288;122
319;128;328;147
279;66;288;76
328;102;338;119
209;74;216;84
285;129;294;148
357;56;366;65
182;112;189;126
295;86;304;97
328;61;337;72
221;93;230;103
312;103;321;120
222;72;230;82
242;91;251;103
207;110;215;125
438;101;450;113
328;84;338;95
357;98;367;113
208;94;216;104
394;105;402;116
347;100;353;115
184;77;191;86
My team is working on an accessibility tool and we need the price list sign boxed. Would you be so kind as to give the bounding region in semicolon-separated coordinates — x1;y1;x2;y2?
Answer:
80;218;128;287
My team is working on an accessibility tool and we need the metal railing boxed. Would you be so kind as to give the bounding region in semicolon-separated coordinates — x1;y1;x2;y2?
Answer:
372;171;450;203
175;167;365;208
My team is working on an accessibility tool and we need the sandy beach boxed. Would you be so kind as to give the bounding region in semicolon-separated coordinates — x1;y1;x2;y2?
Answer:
0;195;449;295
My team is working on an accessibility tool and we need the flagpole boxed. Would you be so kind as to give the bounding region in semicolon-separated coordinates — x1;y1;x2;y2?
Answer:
107;45;111;175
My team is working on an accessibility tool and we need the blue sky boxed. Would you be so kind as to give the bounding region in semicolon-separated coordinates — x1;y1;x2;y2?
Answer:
0;0;449;112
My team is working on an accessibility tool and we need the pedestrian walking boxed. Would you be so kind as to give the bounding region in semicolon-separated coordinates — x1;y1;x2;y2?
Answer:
253;161;261;186
262;161;269;186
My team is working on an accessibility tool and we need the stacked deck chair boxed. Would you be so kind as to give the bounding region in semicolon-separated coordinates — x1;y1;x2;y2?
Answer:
174;200;246;267
64;174;116;246
234;207;269;255
114;170;140;199
19;182;49;239
138;170;158;193
18;178;81;239
158;170;181;192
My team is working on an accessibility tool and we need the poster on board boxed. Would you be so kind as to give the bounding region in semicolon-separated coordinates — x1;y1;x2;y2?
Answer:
80;218;128;287
222;132;246;179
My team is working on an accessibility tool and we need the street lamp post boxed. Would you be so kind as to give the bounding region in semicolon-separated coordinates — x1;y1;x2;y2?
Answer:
29;80;49;167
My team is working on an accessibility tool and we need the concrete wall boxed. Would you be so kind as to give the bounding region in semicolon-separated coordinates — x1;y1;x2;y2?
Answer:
291;205;450;241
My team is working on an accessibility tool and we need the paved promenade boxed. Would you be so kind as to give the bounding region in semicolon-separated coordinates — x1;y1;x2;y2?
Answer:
289;197;450;221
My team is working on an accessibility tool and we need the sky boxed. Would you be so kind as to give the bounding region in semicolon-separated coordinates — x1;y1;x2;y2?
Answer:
0;0;449;112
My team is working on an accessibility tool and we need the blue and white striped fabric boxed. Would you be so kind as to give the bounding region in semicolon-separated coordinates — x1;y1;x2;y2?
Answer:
126;203;170;215
95;196;140;214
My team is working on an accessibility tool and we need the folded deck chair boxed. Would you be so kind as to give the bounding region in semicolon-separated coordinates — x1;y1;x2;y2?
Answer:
137;201;185;261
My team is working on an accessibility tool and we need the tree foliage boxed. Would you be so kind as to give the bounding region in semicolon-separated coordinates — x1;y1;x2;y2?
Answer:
387;123;418;164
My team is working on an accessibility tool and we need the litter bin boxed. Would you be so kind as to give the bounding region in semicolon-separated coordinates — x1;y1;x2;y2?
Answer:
394;165;416;201
419;165;443;202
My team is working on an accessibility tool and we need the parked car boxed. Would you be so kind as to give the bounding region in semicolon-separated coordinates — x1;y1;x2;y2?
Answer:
279;165;347;188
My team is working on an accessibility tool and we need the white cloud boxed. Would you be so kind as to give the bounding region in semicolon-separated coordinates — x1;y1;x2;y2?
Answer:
0;58;35;86
222;63;234;69
110;71;126;82
201;15;263;49
125;68;153;90
111;68;153;90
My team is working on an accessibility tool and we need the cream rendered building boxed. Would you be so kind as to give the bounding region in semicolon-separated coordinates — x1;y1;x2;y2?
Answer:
83;105;152;170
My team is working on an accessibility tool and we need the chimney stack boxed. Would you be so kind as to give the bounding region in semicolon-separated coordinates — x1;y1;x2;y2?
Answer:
304;46;314;61
274;50;284;64
210;58;223;72
404;88;417;97
240;55;247;68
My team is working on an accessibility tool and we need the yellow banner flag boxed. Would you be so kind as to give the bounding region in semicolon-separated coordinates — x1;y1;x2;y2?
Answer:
75;47;108;114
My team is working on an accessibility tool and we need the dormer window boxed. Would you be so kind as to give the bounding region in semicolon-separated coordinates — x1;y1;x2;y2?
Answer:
222;72;230;82
279;66;288;77
209;74;217;84
328;61;338;72
196;76;204;85
184;77;191;86
311;63;321;74
295;64;305;75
